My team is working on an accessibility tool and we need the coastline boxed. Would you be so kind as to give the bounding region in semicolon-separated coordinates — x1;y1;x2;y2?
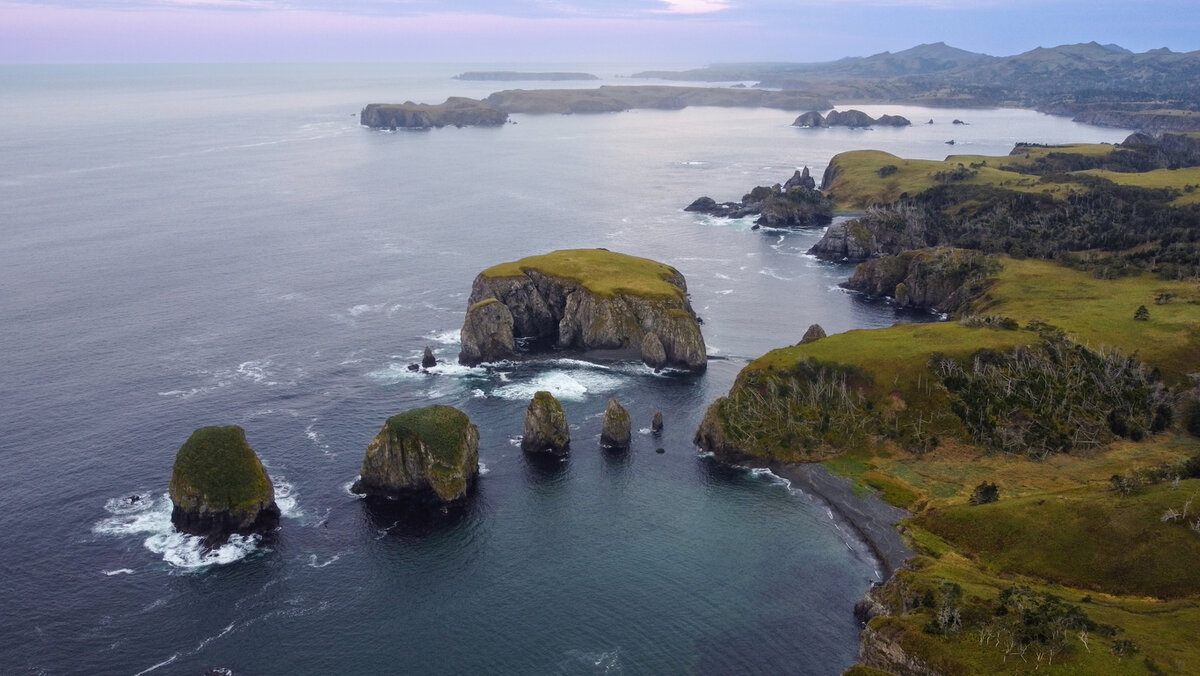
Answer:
765;461;915;578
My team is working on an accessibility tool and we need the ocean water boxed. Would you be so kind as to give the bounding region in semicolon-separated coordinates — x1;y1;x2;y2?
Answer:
0;64;1130;674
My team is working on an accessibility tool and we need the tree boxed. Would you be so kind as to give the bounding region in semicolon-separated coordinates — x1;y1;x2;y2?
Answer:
1134;305;1150;321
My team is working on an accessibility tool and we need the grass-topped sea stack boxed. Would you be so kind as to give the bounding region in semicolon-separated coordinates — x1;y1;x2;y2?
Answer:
352;405;480;503
458;249;706;372
169;426;280;539
522;391;570;454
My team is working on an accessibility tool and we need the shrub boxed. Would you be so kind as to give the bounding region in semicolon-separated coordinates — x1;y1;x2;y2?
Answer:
1134;304;1150;321
969;481;1000;505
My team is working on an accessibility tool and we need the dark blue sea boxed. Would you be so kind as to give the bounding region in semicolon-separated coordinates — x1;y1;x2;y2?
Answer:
0;64;1130;675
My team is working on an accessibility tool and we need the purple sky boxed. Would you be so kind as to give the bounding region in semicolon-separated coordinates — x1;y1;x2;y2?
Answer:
1;0;1197;64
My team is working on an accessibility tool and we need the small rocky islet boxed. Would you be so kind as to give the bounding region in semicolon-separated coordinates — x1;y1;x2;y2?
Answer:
351;405;480;503
458;248;707;372
168;425;280;541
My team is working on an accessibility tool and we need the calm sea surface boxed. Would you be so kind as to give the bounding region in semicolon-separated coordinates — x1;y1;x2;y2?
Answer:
0;64;1130;675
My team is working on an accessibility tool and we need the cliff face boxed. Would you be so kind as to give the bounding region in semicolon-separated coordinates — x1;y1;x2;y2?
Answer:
352;405;480;503
360;98;508;129
842;248;1000;312
169;426;280;539
459;250;707;372
522;391;570;454
809;206;936;261
858;622;944;676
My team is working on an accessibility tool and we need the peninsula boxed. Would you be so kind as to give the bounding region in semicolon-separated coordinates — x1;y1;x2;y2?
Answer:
692;137;1200;674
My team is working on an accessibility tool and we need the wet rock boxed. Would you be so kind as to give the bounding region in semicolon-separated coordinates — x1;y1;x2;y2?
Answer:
422;346;437;368
351;405;480;503
600;399;631;450
459;298;516;366
522;391;570;454
652;411;664;436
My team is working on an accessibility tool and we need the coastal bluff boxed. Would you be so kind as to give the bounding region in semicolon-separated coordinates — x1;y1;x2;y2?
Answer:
459;249;707;372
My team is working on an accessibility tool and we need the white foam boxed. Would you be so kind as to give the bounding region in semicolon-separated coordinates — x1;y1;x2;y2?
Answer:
307;553;341;569
344;479;362;497
758;268;793;281
104;568;136;576
425;362;489;377
94;486;295;569
715;289;734;295
133;653;179;676
491;369;624;402
348;303;376;317
274;480;300;518
479;461;491;475
638;428;653;435
714;272;732;280
471;388;487;398
749;466;792;489
367;363;426;384
508;436;522;447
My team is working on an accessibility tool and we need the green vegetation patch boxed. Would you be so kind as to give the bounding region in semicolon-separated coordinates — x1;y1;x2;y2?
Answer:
1082;167;1200;206
823;149;1089;211
480;249;686;301
917;480;1200;599
170;426;272;511
384;405;475;486
934;334;1173;459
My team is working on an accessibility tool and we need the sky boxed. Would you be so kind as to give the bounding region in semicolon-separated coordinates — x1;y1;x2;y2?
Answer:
1;0;1197;64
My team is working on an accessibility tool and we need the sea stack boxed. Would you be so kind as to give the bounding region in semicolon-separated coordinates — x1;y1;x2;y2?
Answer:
458;249;706;372
522;391;570;454
169;426;280;539
600;399;632;451
652;411;664;436
352;405;480;503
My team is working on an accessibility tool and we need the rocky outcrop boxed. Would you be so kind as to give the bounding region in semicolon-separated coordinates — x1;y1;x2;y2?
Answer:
795;109;911;129
686;177;833;229
799;323;827;344
459;249;707;372
421;346;437;369
793;111;828;128
522;391;570;454
783;167;817;191
459;299;517;366
826;109;877;128
351;405;479;503
809;205;936;261
600;399;631;450
169;426;280;539
858;621;944;676
652;411;664;435
693;403;751;463
360;98;508;129
842;247;1000;312
875;114;913;127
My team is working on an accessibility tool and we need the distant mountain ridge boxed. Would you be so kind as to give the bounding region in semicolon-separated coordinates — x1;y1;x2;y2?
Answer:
632;42;1200;131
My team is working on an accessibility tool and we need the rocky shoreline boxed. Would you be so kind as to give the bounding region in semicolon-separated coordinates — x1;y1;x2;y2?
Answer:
763;461;914;578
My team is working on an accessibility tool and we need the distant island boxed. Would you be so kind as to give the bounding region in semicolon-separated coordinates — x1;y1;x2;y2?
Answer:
453;71;599;81
361;85;830;129
633;41;1200;132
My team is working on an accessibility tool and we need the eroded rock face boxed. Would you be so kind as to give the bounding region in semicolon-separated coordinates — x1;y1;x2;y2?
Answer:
800;323;827;344
422;346;437;369
459;250;706;372
352;405;479;503
600;399;631;450
842;247;999;312
825;109;876;128
169;426;280;539
459;298;517;366
792;111;827;128
783;167;817;191
808;206;936;261
651;411;664;435
693;403;750;463
522;391;570;454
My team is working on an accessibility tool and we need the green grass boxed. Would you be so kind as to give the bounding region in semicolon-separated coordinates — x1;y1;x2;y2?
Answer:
385;405;475;467
918;480;1200;599
823;149;1093;211
170;426;272;511
1082;167;1200;205
481;249;687;300
970;258;1200;382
